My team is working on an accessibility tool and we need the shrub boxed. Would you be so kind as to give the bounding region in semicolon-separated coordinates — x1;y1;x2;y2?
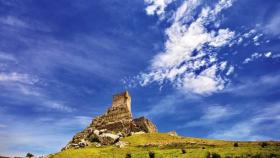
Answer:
260;142;268;148
251;154;262;158
26;153;34;158
149;151;155;158
205;151;211;158
211;152;221;158
234;142;239;147
125;153;132;158
181;148;186;154
89;134;100;142
269;153;276;158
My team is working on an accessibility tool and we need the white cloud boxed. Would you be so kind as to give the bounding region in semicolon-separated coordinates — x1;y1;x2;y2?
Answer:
0;72;37;84
202;105;231;120
243;29;256;38
264;51;272;57
0;52;16;61
226;65;234;76
137;0;236;95
144;0;174;16
252;33;263;46
181;65;225;94
243;51;275;64
0;16;28;28
43;101;75;113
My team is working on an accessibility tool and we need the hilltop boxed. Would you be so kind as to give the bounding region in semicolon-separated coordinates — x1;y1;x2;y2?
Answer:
48;91;280;158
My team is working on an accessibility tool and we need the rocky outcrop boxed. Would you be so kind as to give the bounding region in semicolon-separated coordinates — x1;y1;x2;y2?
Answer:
167;131;178;136
132;117;158;133
63;91;157;150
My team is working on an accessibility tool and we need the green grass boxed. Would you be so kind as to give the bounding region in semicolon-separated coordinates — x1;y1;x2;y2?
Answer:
49;133;280;158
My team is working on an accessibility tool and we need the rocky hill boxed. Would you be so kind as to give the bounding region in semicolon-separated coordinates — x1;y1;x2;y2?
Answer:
46;91;280;158
63;91;157;150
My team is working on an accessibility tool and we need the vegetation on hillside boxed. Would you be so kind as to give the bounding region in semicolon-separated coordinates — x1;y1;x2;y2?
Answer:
49;133;280;158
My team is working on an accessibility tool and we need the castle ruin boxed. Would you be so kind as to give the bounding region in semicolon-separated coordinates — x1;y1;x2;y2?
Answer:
90;91;157;134
64;91;157;149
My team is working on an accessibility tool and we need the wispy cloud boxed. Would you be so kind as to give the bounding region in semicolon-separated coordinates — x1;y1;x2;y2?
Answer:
138;92;201;119
265;10;280;36
0;124;6;128
0;16;28;28
0;74;75;112
242;51;280;64
182;105;238;127
139;93;185;118
209;122;271;141
0;115;92;157
208;102;280;141
0;72;37;84
41;101;75;113
0;52;16;61
132;0;236;95
224;73;280;96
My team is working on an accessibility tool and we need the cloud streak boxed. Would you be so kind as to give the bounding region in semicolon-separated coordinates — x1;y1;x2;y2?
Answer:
208;102;280;141
182;105;238;127
243;51;280;64
0;114;92;157
0;72;37;84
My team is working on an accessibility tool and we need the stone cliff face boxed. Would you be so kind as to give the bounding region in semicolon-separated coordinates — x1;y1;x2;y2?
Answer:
63;91;157;150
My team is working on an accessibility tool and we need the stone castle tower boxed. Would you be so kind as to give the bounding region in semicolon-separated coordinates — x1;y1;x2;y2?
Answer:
112;91;131;114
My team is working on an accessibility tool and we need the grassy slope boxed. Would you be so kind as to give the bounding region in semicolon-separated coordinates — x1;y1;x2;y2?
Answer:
50;133;280;158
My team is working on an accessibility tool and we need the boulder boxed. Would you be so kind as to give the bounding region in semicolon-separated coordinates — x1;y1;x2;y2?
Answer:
99;133;120;145
116;131;124;138
93;129;100;135
167;131;178;136
99;129;107;134
94;142;101;147
78;139;88;148
87;128;94;134
115;141;128;148
131;131;145;135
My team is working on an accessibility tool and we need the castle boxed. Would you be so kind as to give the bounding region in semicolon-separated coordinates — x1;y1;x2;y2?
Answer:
90;91;157;134
64;91;157;149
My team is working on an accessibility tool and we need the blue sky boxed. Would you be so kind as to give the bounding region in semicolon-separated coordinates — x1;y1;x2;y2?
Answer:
0;0;280;156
